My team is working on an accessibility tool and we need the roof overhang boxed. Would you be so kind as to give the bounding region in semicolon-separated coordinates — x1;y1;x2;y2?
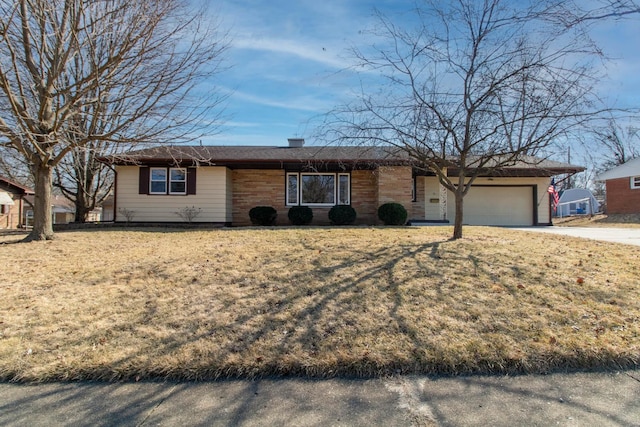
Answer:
0;177;34;195
100;146;584;177
595;157;640;181
0;190;15;205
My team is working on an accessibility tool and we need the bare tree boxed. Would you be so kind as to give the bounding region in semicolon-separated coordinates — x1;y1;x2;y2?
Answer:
592;119;640;168
53;142;116;223
575;118;640;198
324;0;605;239
0;145;32;186
52;53;139;223
546;0;640;25
0;0;228;240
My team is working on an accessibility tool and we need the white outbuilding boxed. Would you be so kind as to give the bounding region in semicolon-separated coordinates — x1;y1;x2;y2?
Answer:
555;188;600;217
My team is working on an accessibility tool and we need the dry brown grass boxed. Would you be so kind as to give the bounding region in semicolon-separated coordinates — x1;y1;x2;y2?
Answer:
0;226;639;382
555;214;640;228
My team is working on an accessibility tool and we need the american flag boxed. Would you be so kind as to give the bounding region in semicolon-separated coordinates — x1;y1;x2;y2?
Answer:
548;178;559;211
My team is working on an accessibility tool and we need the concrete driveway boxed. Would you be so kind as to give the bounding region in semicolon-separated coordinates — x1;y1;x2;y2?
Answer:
511;226;640;247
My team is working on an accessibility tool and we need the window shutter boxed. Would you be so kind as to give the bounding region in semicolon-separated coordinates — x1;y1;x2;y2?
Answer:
186;168;197;195
139;167;149;194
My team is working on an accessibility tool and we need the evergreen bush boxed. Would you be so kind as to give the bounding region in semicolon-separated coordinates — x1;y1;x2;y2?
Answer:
288;206;313;225
377;202;408;225
328;205;357;225
249;206;277;226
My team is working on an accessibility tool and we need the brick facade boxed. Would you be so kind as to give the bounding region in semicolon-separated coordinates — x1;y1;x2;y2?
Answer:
231;166;414;226
376;166;414;212
350;170;378;224
232;169;286;226
0;202;22;229
605;177;640;214
0;180;30;229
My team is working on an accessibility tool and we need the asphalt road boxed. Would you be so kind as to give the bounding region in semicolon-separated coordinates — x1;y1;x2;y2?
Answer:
1;371;639;426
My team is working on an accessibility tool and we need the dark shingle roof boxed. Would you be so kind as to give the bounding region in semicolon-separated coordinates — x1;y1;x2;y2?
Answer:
101;145;583;176
107;145;403;164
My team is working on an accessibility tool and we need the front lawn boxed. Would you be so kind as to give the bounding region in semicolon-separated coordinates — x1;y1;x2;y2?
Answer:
0;227;638;382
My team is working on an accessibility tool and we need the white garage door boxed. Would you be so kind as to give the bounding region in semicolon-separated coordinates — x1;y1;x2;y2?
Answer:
447;186;533;226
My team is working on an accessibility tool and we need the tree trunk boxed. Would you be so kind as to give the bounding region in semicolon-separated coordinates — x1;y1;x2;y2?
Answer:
25;161;55;241
452;189;464;240
74;191;89;223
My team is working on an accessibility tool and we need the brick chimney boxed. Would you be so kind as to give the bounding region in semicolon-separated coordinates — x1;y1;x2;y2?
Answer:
287;138;305;148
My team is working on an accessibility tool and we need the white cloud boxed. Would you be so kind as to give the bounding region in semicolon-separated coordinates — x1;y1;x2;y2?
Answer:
233;37;349;70
232;90;332;113
203;127;298;146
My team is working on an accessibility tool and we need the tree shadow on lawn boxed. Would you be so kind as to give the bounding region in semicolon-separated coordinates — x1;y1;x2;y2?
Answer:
0;230;29;244
7;233;637;382
182;239;448;377
57;238;462;381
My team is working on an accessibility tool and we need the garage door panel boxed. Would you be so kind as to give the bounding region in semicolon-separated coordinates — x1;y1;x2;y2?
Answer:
447;186;533;226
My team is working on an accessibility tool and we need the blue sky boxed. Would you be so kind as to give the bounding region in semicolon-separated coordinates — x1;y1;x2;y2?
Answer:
204;1;640;147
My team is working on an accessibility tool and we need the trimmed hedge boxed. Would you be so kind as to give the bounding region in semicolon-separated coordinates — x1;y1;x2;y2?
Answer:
377;202;408;225
288;206;313;225
328;205;357;225
249;206;277;226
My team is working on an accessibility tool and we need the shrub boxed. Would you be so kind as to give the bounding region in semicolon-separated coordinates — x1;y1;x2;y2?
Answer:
288;206;313;225
249;206;277;226
118;207;136;223
175;206;202;223
328;205;357;225
377;202;408;225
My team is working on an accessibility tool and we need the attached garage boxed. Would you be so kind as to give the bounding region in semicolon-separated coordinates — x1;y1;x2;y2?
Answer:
447;185;536;226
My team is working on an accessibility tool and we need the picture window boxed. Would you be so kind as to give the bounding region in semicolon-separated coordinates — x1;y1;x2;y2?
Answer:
286;172;350;206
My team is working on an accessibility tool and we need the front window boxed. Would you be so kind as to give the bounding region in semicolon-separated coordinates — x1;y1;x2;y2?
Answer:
169;168;187;194
286;172;350;206
632;176;640;189
338;174;350;205
150;168;167;194
287;174;299;205
302;174;335;205
149;167;187;194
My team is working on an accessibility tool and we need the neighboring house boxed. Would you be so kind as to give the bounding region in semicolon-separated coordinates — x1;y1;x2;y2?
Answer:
595;157;640;214
100;140;583;227
0;176;34;229
100;195;115;222
555;188;600;217
51;196;76;224
86;207;102;222
23;195;75;226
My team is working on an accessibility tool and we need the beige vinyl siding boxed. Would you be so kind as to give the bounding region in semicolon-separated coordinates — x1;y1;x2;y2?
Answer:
115;166;231;222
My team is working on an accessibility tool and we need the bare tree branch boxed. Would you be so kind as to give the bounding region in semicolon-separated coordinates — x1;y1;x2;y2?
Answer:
0;0;229;240
322;0;607;239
